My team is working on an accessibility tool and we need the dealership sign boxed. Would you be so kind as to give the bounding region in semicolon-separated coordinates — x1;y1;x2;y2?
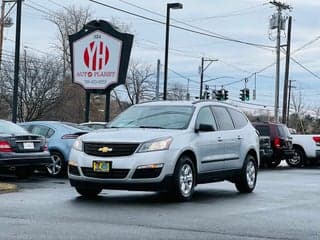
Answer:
69;20;134;92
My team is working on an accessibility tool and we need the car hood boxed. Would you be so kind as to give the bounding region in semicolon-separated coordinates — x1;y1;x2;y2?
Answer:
81;128;184;143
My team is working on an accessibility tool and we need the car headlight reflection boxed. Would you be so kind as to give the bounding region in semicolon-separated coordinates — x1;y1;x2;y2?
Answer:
138;137;172;153
72;138;83;152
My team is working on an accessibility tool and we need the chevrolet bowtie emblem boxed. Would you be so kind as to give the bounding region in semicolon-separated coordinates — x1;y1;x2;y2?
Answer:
98;147;113;153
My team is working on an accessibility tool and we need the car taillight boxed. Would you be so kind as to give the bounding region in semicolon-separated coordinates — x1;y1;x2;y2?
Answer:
61;134;79;139
312;136;320;146
274;137;281;149
0;141;13;152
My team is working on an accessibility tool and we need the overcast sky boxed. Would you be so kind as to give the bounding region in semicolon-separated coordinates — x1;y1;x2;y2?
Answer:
3;0;320;113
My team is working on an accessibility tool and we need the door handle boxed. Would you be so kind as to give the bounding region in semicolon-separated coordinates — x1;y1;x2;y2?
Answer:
218;137;223;142
237;136;242;140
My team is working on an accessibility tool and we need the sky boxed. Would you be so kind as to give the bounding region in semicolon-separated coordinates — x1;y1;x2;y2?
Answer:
2;0;320;115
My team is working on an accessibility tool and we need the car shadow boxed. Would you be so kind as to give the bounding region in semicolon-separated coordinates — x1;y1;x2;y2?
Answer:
70;187;253;206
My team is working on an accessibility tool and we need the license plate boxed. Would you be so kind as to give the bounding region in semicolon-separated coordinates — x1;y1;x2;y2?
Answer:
93;161;111;172
23;142;34;149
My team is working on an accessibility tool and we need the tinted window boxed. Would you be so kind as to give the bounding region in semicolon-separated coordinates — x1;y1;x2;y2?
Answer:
211;106;234;130
196;107;217;130
228;108;248;129
254;125;270;136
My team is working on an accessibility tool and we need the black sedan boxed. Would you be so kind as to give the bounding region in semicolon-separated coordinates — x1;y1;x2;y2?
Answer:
0;120;52;178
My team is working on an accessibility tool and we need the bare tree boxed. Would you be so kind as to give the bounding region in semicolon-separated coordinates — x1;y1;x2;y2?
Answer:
168;83;187;100
47;5;92;77
124;61;155;105
0;55;63;122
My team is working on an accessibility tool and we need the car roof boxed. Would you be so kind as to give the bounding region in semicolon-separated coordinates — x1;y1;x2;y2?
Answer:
136;100;237;109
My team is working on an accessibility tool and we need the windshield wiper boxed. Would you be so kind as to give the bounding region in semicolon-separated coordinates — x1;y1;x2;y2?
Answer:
138;126;165;129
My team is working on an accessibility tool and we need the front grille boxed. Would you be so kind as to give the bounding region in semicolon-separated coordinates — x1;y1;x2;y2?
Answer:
132;168;162;179
81;167;129;179
83;142;139;157
68;165;80;176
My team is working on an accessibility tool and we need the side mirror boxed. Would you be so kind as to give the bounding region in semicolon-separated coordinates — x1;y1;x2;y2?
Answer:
195;124;215;133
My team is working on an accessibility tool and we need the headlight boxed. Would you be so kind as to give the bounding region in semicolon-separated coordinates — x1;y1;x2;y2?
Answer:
138;137;172;153
72;138;83;151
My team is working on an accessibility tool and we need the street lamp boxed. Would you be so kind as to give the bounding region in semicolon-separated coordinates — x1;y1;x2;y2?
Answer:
163;2;183;100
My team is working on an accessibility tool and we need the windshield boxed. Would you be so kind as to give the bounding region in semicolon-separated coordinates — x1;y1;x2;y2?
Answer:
109;105;194;130
0;121;28;135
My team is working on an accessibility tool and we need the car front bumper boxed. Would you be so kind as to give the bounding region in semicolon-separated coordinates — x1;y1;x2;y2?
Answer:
68;148;180;190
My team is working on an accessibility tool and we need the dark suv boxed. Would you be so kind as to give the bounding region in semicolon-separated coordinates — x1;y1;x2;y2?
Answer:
252;122;294;168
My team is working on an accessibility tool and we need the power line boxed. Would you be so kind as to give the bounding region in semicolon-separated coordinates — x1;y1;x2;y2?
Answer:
89;0;275;50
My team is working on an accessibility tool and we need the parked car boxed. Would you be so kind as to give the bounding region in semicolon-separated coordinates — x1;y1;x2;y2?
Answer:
80;122;108;130
19;121;90;176
68;101;260;200
0;120;51;178
288;134;320;167
252;122;294;168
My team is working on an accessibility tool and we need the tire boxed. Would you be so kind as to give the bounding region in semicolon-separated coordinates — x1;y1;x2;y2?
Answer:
286;148;305;168
170;155;196;201
266;159;281;168
47;151;66;177
15;167;34;179
235;155;257;193
75;187;102;198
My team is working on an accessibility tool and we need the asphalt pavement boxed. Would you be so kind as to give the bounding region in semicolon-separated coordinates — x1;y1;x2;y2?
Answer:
0;166;320;240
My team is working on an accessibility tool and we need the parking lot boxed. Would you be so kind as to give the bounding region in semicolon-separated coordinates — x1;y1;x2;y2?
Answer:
1;166;320;240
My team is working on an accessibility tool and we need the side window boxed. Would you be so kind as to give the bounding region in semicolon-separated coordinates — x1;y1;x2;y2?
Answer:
211;106;235;131
195;107;217;130
31;125;51;138
228;108;248;129
47;128;55;138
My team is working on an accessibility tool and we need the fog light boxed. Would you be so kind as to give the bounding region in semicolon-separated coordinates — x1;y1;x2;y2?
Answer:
68;160;78;167
137;163;164;169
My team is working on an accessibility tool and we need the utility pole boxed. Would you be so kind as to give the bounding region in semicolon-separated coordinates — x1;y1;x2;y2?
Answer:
0;0;5;69
282;16;292;125
287;80;296;126
156;59;160;100
199;57;218;99
269;0;291;123
12;0;22;123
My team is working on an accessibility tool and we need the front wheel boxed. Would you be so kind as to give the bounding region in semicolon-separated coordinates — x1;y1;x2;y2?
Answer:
75;187;102;198
235;155;257;193
170;155;196;201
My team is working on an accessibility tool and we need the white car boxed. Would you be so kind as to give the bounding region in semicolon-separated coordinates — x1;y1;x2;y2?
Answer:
68;101;259;200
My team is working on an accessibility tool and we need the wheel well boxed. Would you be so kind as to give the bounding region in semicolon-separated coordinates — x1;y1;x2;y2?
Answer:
179;150;197;173
293;144;305;156
247;149;258;166
49;150;65;161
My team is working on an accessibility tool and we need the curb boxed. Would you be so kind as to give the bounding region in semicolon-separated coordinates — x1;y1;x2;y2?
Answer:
0;183;18;194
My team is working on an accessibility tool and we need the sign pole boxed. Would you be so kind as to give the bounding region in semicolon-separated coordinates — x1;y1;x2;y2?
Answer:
105;90;111;122
85;92;90;122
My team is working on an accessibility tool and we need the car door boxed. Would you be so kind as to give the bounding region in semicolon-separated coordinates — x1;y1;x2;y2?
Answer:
194;106;225;172
211;106;238;169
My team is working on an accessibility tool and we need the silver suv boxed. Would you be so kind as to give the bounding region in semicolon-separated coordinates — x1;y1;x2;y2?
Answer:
68;101;259;200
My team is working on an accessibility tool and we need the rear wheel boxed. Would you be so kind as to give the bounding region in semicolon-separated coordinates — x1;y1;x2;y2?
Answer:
75;187;102;198
235;154;257;193
286;148;305;168
170;155;196;201
47;151;66;177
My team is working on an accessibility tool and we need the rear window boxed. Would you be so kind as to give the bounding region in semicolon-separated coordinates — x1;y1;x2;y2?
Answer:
254;125;270;136
0;121;28;135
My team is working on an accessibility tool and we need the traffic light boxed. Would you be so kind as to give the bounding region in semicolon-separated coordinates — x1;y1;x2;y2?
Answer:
223;89;229;100
240;89;245;101
245;88;250;101
216;90;223;101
